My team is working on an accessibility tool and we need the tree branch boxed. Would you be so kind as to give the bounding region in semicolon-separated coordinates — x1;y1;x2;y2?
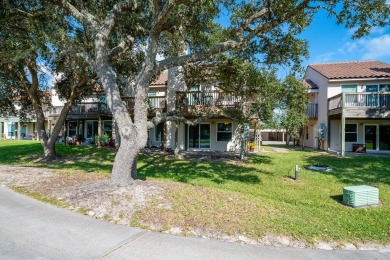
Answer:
48;0;98;30
156;40;240;71
156;0;312;71
109;35;135;58
100;0;138;37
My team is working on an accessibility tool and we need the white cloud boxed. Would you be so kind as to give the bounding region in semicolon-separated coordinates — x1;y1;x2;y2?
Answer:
337;34;390;60
361;35;390;59
311;52;337;63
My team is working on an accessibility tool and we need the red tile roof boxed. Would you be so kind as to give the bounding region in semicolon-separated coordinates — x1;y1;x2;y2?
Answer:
151;70;168;86
308;61;390;80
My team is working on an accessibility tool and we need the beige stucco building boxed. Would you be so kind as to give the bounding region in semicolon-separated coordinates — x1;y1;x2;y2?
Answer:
303;61;390;155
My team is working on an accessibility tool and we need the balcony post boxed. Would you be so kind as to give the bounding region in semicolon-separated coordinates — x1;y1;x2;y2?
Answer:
341;93;346;157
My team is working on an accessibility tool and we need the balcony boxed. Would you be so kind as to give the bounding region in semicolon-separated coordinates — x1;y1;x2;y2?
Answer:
175;91;241;111
68;102;111;117
123;96;167;111
328;92;390;118
307;103;318;118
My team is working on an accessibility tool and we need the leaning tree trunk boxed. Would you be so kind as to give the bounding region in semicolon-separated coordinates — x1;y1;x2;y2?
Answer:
111;137;139;185
95;33;151;186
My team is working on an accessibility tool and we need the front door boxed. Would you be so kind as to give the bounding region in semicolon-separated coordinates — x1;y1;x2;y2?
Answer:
379;125;390;150
365;125;377;150
188;124;210;149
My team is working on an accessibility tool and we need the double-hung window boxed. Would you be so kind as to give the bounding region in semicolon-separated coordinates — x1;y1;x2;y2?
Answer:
345;124;357;142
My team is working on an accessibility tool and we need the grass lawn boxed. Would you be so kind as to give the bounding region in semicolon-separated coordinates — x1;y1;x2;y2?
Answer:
1;140;389;245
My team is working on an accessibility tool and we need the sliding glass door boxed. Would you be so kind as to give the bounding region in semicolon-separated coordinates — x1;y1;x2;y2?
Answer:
188;124;210;149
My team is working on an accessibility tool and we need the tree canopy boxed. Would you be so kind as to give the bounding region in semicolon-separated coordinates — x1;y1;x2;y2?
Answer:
1;0;389;185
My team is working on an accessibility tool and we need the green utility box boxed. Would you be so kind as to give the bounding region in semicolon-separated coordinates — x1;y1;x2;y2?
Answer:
343;185;379;208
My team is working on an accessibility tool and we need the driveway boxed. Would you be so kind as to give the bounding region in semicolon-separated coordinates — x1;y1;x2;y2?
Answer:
0;185;389;260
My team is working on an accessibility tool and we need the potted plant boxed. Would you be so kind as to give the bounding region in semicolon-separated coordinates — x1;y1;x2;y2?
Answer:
100;132;110;146
249;141;256;152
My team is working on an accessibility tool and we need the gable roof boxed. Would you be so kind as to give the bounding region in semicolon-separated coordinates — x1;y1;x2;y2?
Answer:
308;61;390;80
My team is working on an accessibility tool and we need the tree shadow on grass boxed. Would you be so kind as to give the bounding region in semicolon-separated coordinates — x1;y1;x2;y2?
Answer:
137;153;275;185
305;154;390;185
0;141;115;174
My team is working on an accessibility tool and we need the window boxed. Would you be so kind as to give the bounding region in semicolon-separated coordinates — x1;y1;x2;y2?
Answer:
148;92;157;97
345;124;357;142
306;126;309;140
217;122;232;141
68;121;77;137
341;84;357;93
103;120;113;137
342;84;358;105
8;122;15;137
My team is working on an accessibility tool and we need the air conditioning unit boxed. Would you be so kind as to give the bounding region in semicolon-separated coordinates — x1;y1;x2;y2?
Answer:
343;185;379;208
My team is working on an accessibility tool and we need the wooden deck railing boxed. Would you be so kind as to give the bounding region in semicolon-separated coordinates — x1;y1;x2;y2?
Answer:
68;102;110;115
328;92;390;110
176;91;241;108
122;96;167;110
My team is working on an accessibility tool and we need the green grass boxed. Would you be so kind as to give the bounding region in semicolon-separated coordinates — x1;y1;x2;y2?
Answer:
1;140;389;244
0;140;115;174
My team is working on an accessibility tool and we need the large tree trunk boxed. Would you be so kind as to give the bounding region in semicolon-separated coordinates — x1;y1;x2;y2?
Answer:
95;34;150;186
111;138;139;185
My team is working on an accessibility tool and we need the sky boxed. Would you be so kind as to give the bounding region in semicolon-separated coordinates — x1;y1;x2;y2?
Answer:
298;10;390;68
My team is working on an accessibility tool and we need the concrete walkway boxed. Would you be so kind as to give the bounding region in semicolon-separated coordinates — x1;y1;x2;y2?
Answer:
0;186;389;260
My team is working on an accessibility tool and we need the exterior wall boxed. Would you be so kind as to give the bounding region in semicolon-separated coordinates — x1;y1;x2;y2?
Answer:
329;119;390;152
180;119;239;151
304;119;318;148
329;120;341;152
51;89;65;106
305;67;330;150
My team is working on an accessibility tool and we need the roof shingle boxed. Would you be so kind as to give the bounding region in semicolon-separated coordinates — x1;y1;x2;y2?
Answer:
308;61;390;80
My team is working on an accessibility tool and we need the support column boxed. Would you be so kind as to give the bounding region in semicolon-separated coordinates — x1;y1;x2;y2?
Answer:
17;122;21;140
341;113;345;157
341;93;346;157
98;117;102;138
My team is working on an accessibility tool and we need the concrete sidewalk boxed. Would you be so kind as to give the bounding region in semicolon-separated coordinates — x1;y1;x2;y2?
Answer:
0;185;388;260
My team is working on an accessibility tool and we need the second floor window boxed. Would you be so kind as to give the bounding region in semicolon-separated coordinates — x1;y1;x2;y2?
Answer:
341;84;357;93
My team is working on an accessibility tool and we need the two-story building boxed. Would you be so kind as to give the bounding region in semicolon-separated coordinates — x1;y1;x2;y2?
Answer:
303;60;390;155
48;67;246;151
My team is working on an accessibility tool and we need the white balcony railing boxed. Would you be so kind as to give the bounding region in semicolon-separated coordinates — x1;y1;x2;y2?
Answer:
328;92;390;110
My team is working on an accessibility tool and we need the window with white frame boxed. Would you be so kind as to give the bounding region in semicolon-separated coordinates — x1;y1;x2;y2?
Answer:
345;124;357;142
217;122;232;141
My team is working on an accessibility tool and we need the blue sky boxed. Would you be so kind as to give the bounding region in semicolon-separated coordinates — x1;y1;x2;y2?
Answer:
300;10;390;66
